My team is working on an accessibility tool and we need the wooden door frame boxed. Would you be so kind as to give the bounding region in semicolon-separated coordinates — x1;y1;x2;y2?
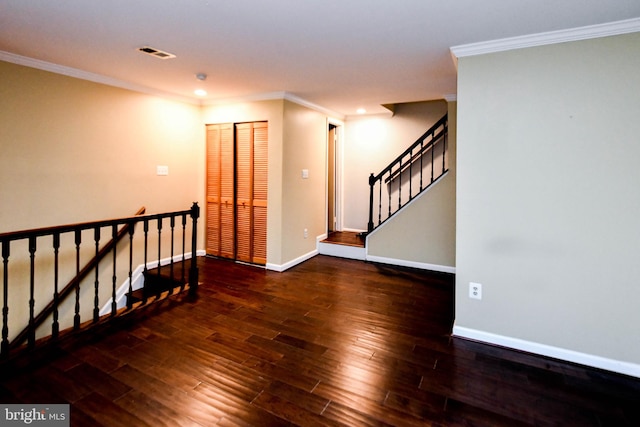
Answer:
327;117;344;232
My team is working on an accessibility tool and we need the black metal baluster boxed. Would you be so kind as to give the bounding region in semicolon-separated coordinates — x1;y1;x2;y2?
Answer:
431;135;435;183
170;216;176;282
181;214;187;288
156;217;163;299
93;227;100;322
143;219;149;304
398;161;402;212
27;236;36;348
74;230;81;329
442;125;447;174
367;174;375;233
111;224;117;316
127;221;134;310
2;241;10;357
409;149;413;201
377;177;382;228
52;233;60;339
188;202;199;297
420;139;424;191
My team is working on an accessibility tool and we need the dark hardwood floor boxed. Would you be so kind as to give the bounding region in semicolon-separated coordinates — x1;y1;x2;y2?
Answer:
1;255;639;426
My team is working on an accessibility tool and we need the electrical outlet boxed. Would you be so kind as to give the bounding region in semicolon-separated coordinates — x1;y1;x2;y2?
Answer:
304;228;308;238
156;165;169;176
469;282;482;300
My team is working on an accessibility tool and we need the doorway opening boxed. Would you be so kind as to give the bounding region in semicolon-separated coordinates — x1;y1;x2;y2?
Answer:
327;120;343;234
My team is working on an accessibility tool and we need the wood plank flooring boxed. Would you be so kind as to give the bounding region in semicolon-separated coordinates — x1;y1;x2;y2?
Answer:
322;231;365;247
1;255;639;426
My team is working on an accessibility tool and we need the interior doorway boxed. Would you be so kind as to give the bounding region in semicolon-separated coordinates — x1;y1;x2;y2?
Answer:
327;120;342;234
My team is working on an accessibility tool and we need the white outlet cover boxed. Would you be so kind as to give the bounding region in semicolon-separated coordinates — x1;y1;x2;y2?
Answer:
301;169;309;179
157;165;169;176
469;282;482;300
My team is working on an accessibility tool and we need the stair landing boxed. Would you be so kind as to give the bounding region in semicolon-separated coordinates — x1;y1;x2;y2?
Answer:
318;231;366;260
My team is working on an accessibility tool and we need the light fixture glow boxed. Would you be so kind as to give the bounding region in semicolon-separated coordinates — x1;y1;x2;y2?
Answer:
357;108;366;115
194;89;207;96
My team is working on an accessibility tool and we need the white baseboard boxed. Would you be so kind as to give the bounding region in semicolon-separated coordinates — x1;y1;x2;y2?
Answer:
266;248;318;272
365;254;455;274
453;325;640;379
99;251;205;316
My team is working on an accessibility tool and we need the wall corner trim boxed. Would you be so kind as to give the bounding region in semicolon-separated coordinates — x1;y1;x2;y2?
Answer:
452;325;640;379
451;17;640;58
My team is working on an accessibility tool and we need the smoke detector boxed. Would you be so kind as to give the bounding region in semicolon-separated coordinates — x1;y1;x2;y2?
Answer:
137;46;176;59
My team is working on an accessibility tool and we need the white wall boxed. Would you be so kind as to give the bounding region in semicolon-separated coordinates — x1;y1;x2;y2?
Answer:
455;32;640;376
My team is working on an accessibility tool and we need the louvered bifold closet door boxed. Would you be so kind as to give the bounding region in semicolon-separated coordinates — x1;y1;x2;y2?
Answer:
206;123;235;258
235;122;268;265
235;123;252;263
252;122;268;264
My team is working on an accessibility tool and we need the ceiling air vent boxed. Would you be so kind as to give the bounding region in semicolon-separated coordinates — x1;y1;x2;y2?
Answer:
137;46;176;59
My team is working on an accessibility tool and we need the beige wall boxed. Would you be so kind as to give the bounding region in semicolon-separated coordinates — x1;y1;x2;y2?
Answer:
455;33;640;373
343;101;448;231
367;101;456;269
281;100;328;262
0;61;203;231
200;99;328;268
0;60;204;337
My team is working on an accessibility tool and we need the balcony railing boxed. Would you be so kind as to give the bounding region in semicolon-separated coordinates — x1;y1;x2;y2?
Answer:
0;203;199;358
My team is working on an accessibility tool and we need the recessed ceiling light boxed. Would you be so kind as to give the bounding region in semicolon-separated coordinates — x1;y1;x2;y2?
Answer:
357;108;367;114
194;89;207;97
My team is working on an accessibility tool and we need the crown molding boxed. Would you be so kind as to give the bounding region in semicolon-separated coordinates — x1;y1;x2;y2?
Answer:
451;17;640;59
204;91;346;120
0;50;199;105
283;93;346;120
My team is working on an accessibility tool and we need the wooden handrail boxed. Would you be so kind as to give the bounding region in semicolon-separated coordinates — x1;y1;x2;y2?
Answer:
9;207;146;350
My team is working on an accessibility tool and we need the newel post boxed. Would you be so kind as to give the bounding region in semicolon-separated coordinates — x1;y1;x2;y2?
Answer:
189;202;200;296
367;173;375;233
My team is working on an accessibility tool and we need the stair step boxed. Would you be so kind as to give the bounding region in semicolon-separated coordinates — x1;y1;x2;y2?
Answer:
318;241;366;261
126;262;190;306
322;231;365;247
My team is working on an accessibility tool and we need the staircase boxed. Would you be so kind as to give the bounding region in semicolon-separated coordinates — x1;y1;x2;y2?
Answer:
126;260;192;306
367;113;448;233
319;114;448;262
0;204;200;360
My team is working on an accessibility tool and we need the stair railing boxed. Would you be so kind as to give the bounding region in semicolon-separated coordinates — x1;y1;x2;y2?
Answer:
367;114;448;233
0;203;200;358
